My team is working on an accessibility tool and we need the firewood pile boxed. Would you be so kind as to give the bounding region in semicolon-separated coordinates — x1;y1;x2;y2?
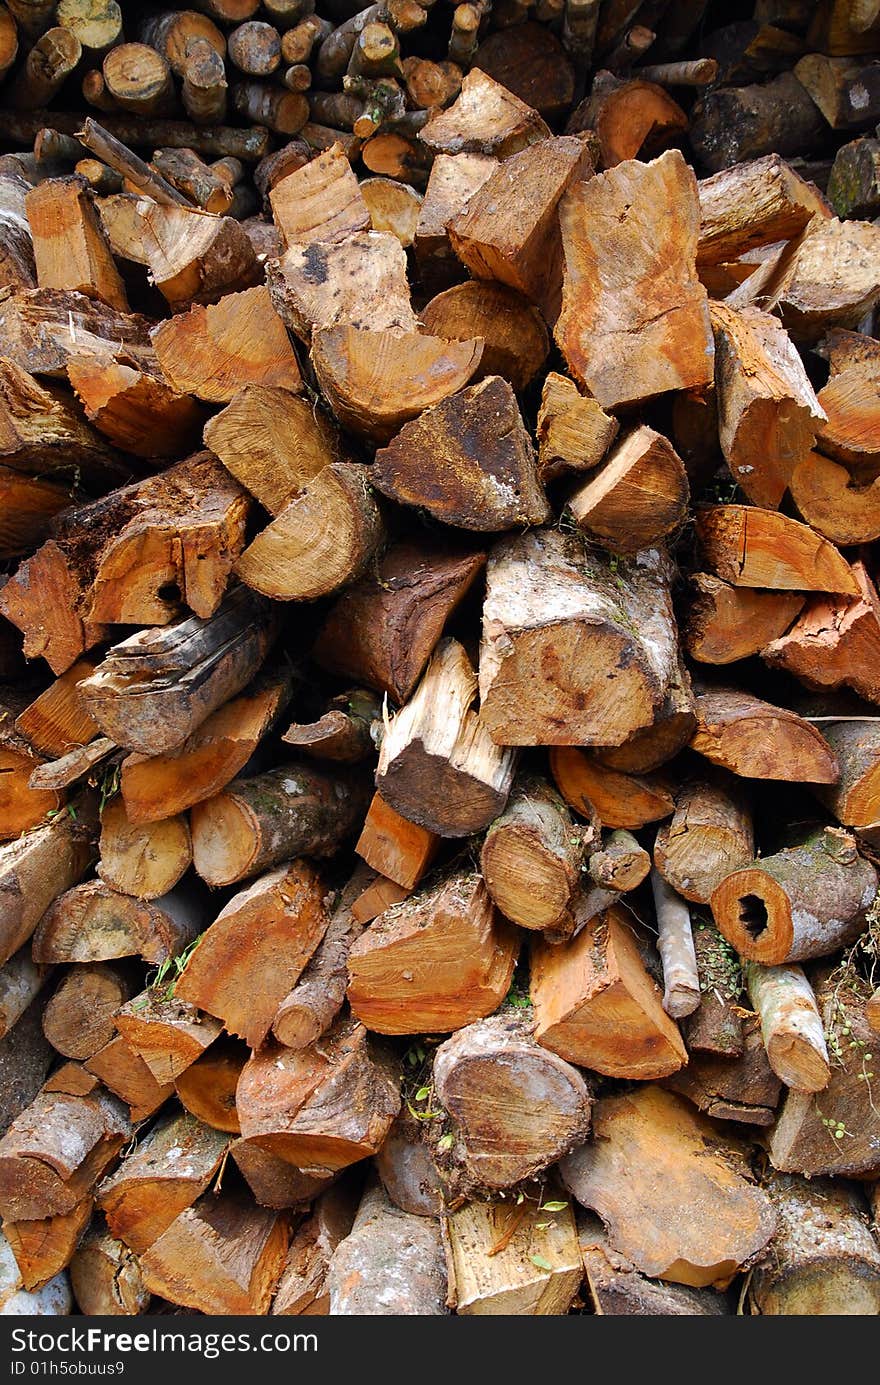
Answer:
1;0;880;1320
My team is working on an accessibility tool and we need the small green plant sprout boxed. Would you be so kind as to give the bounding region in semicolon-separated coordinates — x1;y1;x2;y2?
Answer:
97;761;121;812
529;1254;552;1272
147;935;203;1002
436;1132;454;1153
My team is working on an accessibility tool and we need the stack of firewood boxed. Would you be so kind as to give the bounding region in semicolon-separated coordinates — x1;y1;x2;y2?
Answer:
0;0;880;1319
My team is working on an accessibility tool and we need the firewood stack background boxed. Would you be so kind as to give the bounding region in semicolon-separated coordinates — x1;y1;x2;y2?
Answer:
0;0;879;1318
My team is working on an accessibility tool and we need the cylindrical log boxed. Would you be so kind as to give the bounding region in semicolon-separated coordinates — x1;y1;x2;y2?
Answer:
56;0;123;57
9;28;82;112
151;147;235;213
690;72;827;172
654;777;755;905
684;921;744;1058
0;948;50;1041
326;1179;447;1316
81;69;117;112
74;157;122;193
651;870;700;1019
233;81;309;135
140;11;226;77
5;0;55;37
41;962;133;1060
103;44;176;116
228;20;282;74
271;866;367;1049
182;37;228;125
281;15;331;64
588;830;651;892
746;962;831;1095
77;118;191;206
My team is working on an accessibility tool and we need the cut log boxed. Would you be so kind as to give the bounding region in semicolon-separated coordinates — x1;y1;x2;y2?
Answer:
25;175;128;313
0;948;50;1041
555;149;713;408
420;69;549;158
271;1183;358;1313
14;661;99;759
0;469;72;559
189;762;370;887
446;1196;581;1316
751;1174;880;1316
762;216;880;344
790;452;880;547
283;690;379;765
32;880;203;965
816;722;880;827
480;532;679;749
42;962;133;1061
204;385;344;517
653;776;755;904
326;1179;446;1315
98;797;191;900
579;1214;730;1316
271;867;368;1050
113;992;222;1086
230;1140;332;1212
69;1226;151;1316
0;536;105;676
560;1085;776;1288
651;871;700;1019
662;1012;782;1125
709;301;826;509
140;11;225;77
480;773;592;933
568;425;689;554
78;586;278;756
433;1011;592;1188
710;826;876;964
375;1109;443;1218
138;200;260;313
139;1191;288;1315
0;286;153;380
119;665;294;825
592;78;688;168
684;573;805;665
535;372;618;484
102;43;175;116
0;357;126;488
815;363;880;473
66;353;206;460
182;36;229;125
268;143;369;247
174;1038;245;1134
4;1197;91;1293
0;993;54;1140
696;153;828;266
236;462;384;602
689;72;826;173
376;638;516;837
236;1018;400;1173
84;1034;174;1121
312;541;485;704
267;230;416;343
591;653;696;775
827;135;880;218
420;282;548;394
360;176;423;247
549;747;674;830
746;961;831;1093
0;724;59;842
530;905;688;1078
0;1233;71;1313
413;151;496;286
311;326;483;444
97;1111;228;1254
175;859;329;1047
0;810;96;966
690;688;840;783
588;831;650;892
152;285;302;404
762;567;880;706
0;1084;130;1222
355;794;437;891
796;51;880;129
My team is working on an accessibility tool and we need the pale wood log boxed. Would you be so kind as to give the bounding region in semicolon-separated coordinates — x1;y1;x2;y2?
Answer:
138;200;260;314
359;175;422;246
271;869;368;1050
98;798;191;900
140;10;226;77
550;747;674;830
269;143;369;246
413;151;496;286
175;1038;244;1134
267;230;416;343
696;153;828;265
67;353;206;460
763;565;880;706
446;1196;581;1315
690;688;840;783
651;871;700;1019
654;776;754;904
535;372;618;483
420;69;549;158
0;1231;71;1313
32;880;203;965
815;363;880;473
84;1034;175;1122
568;425;689;554
102;44;176;117
25;174;127;313
746;962;831;1093
790;452;880;546
419;281;549;394
579;1214;730;1315
69;1226;151;1315
15;661;99;760
760;216;880;344
0;949;50;1042
326;1179;446;1315
0;356;127;487
588;831;650;892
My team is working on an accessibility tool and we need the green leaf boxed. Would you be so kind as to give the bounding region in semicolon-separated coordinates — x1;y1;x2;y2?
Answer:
415;1086;431;1101
529;1255;552;1272
436;1133;454;1152
539;1200;567;1212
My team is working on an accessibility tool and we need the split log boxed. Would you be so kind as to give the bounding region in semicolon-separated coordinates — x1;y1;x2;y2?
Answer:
480;774;592;933
326;1180;446;1316
480;532;679;749
283;690;379;765
817;722;880;828
550;747;674;830
0;175;36;290
791;453;880;548
376;638;516;837
78;586;278;756
579;1215;730;1316
268;143;369;247
560;1085;776;1288
662;1013;782;1125
0;810;96;966
174;1038;245;1134
97;1111;228;1254
175;859;329;1047
146;148;233;214
446;1196;582;1316
152;285;302;403
0;723;59;842
359;175;423;246
347;869;518;1035
651;871;700;1019
0;284;150;378
236;462;384;602
272;1183;358;1313
762;567;880;706
98;798;191;900
312;541;485;704
696;153;828;266
433;1011;592;1188
119;665;294;825
568;425;689;554
204;385;343;516
271;867;368;1050
0;356;127;487
4;1198;91;1292
535;372;618;483
815;363;880;473
413;151;496;286
113;993;222;1086
710;826;876;964
795;52;880;130
555;149;713;408
0;1234;71;1313
230;1141;332;1211
709;302;826;509
590;653;696;775
189;762;370;887
653;776;755;904
311;325;483;444
0;1084;130;1222
69;1226;151;1315
138;200;260;314
0;949;50;1041
83;1035;175;1121
267;230;416;342
530;905;688;1078
762;216;880;344
746;961;831;1093
236;1018;400;1173
67;354;206;460
25;175;128;314
15;660;99;759
751;1174;880;1316
42;962;133;1061
32;880;203;965
372;375;549;532
689;689;840;783
684;573;805;665
0;994;54;1140
139;1192;288;1315
689;72;826;172
420;69;549;159
355;794;437;890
